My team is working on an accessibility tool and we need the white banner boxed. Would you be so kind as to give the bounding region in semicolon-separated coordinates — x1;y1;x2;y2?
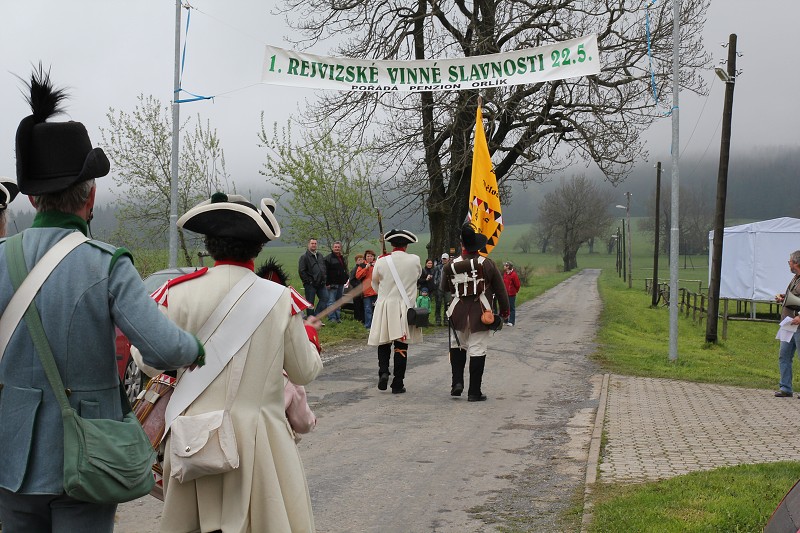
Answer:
261;35;601;92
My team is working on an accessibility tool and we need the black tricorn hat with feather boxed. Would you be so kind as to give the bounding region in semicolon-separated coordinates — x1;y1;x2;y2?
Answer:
15;64;110;195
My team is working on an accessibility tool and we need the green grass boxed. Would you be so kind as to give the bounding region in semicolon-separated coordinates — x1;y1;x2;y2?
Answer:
593;268;780;390
587;462;800;532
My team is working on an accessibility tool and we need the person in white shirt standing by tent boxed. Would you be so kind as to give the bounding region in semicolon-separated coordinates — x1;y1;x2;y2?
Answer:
774;250;800;397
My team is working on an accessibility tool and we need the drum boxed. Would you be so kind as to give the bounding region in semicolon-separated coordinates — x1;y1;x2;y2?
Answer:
133;373;177;501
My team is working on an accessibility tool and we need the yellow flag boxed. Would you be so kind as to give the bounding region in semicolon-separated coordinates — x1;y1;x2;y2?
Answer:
469;105;503;256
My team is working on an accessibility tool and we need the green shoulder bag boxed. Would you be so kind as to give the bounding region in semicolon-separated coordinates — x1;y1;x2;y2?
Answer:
6;233;155;504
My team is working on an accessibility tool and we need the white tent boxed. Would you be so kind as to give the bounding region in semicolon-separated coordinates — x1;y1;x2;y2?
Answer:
709;217;800;301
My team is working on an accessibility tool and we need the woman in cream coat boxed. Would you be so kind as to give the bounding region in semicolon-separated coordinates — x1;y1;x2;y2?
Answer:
140;193;323;533
368;229;422;393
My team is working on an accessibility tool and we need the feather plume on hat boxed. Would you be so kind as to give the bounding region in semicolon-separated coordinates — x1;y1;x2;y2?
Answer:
20;64;70;123
15;63;110;195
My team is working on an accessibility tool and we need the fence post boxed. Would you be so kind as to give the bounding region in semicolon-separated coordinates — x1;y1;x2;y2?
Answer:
722;299;728;341
700;294;705;325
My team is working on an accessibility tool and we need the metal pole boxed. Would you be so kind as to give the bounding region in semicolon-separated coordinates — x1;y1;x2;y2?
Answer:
621;218;627;283
668;0;681;361
617;227;622;277
168;0;181;268
626;192;632;289
652;163;661;306
705;34;738;343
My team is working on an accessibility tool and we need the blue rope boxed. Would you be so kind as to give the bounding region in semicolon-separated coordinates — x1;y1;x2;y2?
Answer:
176;6;213;104
180;7;191;83
645;1;658;103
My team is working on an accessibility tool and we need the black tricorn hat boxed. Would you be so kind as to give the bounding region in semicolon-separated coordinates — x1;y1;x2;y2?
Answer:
15;65;110;195
0;177;19;208
461;223;488;253
384;228;418;246
178;192;281;244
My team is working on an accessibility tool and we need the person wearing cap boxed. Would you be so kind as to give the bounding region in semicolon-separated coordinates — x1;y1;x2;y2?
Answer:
0;67;203;532
441;224;509;401
433;252;453;326
0;177;19;237
502;261;521;326
368;229;422;393
144;193;323;532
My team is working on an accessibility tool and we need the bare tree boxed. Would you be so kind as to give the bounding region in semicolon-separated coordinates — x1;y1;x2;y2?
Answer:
639;182;713;255
258;118;378;260
101;95;230;264
538;175;614;271
277;0;710;258
513;224;536;254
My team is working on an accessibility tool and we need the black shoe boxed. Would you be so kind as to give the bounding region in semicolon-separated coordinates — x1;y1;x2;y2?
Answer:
378;373;389;391
391;386;406;394
451;383;463;396
468;394;487;402
775;390;793;397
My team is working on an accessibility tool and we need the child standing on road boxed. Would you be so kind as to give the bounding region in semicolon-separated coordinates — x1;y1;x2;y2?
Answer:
416;286;432;311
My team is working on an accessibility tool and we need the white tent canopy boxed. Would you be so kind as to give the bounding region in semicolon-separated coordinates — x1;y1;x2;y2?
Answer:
710;217;800;301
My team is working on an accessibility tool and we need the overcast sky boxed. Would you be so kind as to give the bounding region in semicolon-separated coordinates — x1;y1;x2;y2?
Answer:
1;0;797;209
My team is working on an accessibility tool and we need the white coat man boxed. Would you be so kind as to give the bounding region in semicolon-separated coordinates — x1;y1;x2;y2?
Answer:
368;229;422;393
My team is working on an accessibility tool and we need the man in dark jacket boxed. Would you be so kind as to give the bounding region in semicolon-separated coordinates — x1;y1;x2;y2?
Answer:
324;240;348;323
441;224;509;401
298;238;327;317
433;253;453;326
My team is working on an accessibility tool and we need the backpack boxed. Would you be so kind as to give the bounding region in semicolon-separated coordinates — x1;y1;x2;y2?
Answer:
447;256;493;321
449;256;487;298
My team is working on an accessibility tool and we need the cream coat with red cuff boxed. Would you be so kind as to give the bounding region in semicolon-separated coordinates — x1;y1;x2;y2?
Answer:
152;265;322;533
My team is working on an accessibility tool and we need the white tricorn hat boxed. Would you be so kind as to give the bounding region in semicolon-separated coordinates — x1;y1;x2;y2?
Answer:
0;177;19;209
177;192;281;243
383;228;418;246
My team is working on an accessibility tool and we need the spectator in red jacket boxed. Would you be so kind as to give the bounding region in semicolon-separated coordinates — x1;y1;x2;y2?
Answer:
503;261;521;326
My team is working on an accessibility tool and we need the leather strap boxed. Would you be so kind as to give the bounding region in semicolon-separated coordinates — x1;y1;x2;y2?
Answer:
0;232;88;364
163;275;284;441
385;255;413;309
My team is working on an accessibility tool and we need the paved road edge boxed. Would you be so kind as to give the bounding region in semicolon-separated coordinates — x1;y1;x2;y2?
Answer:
581;372;610;532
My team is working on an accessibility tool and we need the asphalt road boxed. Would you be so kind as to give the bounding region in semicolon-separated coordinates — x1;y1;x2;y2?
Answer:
116;269;602;532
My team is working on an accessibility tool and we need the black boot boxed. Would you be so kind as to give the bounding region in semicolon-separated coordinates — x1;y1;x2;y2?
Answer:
391;342;408;393
377;344;391;390
467;356;487;402
450;348;467;396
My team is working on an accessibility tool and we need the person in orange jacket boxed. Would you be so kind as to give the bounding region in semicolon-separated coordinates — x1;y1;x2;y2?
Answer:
356;249;377;328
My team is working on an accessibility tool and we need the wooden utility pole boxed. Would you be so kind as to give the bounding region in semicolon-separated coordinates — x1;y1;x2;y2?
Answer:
652;162;662;307
706;34;738;343
620;219;626;282
625;192;632;289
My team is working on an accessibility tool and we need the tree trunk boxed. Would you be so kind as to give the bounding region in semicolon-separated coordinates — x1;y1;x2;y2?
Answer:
179;228;193;267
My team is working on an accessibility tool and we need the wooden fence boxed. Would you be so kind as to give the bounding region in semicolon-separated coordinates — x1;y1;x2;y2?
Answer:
643;278;781;341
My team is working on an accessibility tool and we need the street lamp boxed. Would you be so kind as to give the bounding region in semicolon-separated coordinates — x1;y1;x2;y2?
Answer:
616;192;632;288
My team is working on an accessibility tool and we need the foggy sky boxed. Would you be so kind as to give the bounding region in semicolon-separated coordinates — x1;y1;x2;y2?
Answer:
1;0;797;210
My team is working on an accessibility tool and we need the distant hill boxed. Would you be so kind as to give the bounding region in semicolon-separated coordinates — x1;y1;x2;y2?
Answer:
6;145;796;244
